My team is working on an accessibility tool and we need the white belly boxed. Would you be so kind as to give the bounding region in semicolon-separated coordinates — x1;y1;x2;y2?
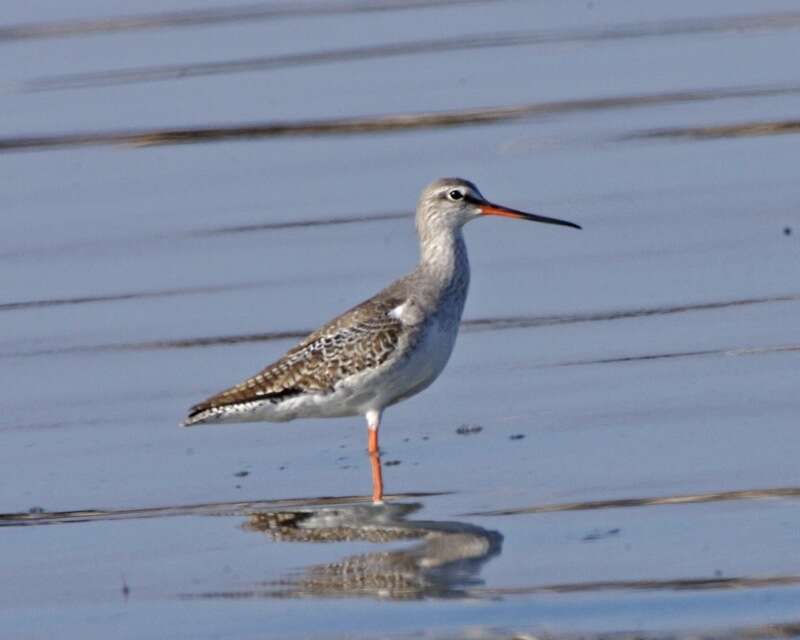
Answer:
378;315;459;407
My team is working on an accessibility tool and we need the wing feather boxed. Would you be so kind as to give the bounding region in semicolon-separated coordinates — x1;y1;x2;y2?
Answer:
186;294;407;420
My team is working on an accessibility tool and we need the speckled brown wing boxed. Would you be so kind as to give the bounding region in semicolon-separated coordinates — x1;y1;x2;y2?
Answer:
186;294;407;420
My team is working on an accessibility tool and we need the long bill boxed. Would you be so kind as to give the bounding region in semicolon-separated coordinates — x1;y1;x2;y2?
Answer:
477;199;581;230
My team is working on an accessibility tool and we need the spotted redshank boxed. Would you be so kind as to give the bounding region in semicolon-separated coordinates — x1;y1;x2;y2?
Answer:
183;178;580;502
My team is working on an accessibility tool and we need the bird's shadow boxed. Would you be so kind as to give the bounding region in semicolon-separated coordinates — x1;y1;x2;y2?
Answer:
184;501;503;601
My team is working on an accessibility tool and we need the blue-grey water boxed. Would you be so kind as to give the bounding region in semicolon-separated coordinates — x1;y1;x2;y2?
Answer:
2;1;800;638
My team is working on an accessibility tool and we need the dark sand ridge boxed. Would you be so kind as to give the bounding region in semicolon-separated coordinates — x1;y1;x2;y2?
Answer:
3;485;799;527
621;119;800;142
0;0;501;43
3;84;800;153
3;293;799;358
17;12;800;92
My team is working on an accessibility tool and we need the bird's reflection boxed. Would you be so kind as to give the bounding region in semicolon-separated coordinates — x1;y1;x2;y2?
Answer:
238;502;503;600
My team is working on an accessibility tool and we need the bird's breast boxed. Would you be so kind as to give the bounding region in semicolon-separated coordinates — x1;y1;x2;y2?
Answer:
377;307;461;406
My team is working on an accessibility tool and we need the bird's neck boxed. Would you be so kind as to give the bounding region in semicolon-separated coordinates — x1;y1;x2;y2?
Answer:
418;226;470;299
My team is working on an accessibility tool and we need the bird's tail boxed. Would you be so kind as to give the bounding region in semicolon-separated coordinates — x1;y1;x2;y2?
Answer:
181;404;222;427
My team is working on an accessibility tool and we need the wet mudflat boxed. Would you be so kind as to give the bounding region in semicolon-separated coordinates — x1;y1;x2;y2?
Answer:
2;1;800;638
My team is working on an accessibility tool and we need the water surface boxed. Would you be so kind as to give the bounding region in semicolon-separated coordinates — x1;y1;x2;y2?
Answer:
2;1;800;638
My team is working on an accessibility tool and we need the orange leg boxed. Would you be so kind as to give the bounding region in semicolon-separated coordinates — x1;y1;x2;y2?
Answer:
369;449;383;504
366;410;383;503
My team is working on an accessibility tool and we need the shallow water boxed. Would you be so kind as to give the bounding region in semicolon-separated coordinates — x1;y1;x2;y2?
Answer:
2;1;800;638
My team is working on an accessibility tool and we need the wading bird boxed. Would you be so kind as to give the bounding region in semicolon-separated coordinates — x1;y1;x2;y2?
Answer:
183;178;580;502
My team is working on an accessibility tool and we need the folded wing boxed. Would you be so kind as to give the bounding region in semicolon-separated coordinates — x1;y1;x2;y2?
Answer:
185;294;408;423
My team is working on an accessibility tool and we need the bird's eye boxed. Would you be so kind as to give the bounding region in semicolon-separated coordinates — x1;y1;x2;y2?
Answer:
448;190;464;201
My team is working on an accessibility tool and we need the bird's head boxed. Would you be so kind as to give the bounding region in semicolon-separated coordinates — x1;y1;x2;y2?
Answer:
416;177;581;235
